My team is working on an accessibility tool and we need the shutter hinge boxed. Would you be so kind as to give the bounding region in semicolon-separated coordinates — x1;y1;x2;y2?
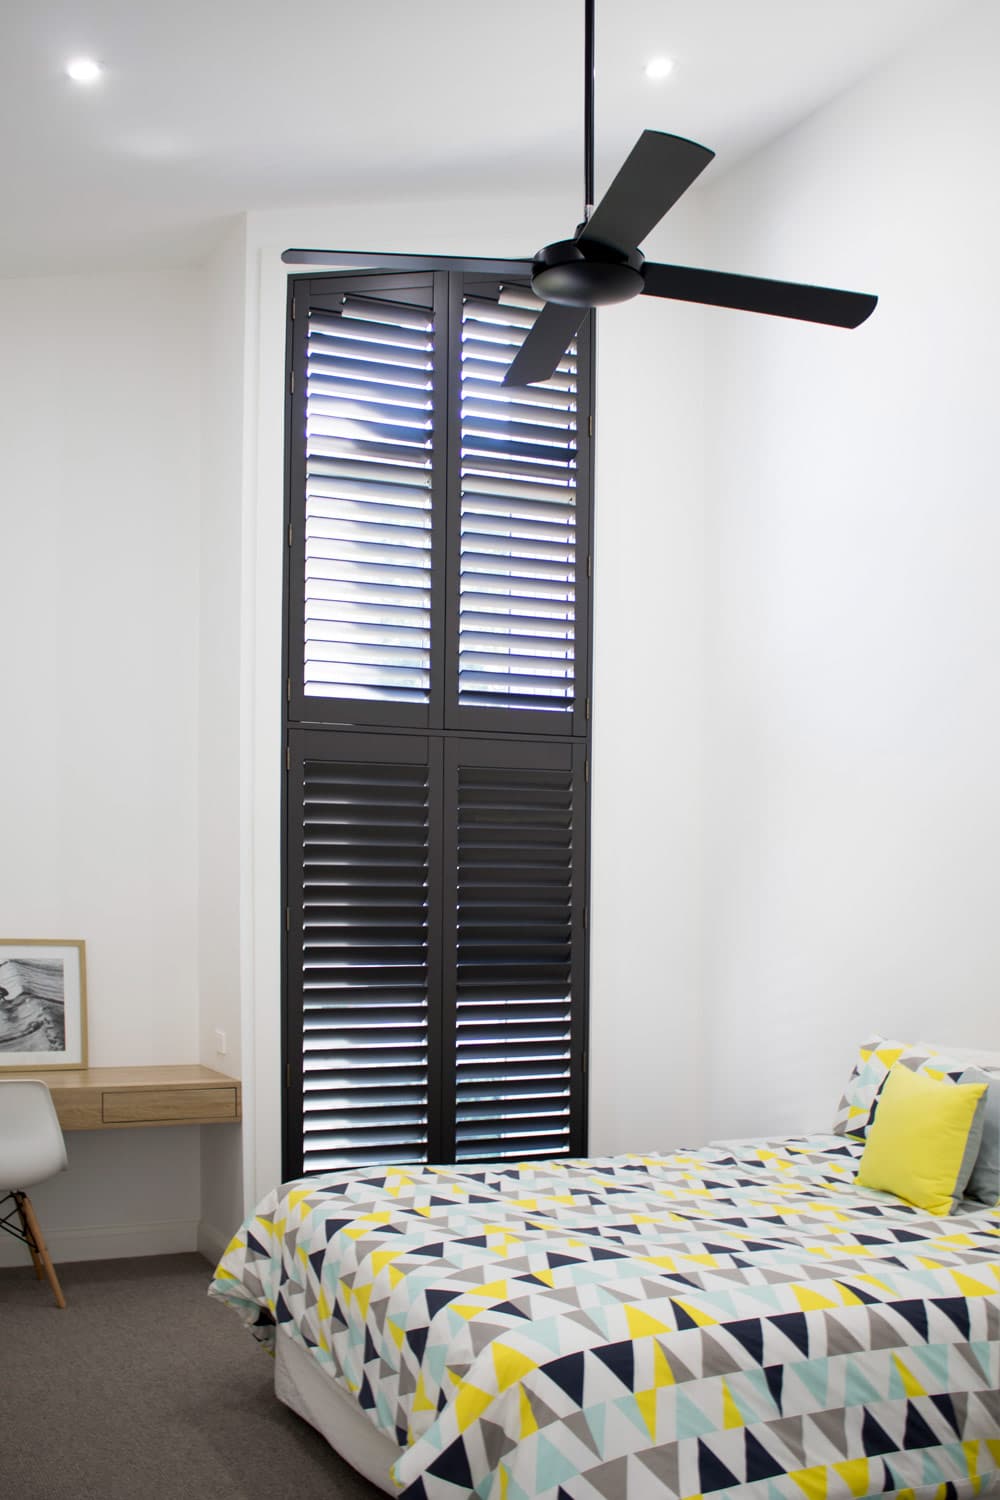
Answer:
285;906;290;932
587;553;592;579
582;1050;588;1074
290;369;295;395
585;696;591;721
588;413;593;439
291;298;296;321
287;676;292;702
286;1062;291;1088
288;522;293;547
585;757;590;783
286;745;291;772
582;907;588;931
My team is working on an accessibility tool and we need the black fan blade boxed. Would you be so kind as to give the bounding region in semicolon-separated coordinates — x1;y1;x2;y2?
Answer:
282;248;532;276
642;261;878;328
578;131;715;254
503;303;590;387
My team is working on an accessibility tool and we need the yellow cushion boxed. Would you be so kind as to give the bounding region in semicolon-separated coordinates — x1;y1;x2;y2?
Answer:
856;1063;987;1215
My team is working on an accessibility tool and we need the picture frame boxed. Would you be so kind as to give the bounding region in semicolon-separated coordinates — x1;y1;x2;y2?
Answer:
0;940;88;1071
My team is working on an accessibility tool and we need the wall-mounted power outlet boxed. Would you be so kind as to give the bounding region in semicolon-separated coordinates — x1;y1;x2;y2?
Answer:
214;1029;227;1055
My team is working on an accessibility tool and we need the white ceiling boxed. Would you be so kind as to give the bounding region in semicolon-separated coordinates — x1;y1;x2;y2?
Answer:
0;0;970;276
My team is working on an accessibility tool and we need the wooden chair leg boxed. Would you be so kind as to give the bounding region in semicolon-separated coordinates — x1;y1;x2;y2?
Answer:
17;1193;66;1310
14;1194;45;1280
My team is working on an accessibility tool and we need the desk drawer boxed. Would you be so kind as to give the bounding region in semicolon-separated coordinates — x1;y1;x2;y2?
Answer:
101;1086;238;1125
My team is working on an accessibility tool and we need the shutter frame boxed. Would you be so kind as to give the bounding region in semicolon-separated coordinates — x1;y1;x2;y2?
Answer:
283;267;592;1180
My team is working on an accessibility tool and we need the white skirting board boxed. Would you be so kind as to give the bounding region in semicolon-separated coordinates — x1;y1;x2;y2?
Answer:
197;1218;234;1267
0;1215;200;1267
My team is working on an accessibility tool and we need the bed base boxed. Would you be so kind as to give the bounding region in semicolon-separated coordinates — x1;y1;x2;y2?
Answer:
274;1326;399;1494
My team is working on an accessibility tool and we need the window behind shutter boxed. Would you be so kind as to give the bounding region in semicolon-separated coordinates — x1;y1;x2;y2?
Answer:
289;275;446;728
446;281;592;735
286;730;442;1176
441;738;587;1163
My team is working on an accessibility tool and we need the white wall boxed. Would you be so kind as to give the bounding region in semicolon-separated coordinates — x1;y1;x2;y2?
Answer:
237;191;710;1199
701;0;1000;1138
197;221;249;1258
589;254;709;1155
0;270;205;1263
14;2;989;1252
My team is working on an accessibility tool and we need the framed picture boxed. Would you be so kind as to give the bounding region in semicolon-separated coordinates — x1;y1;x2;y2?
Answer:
0;940;88;1071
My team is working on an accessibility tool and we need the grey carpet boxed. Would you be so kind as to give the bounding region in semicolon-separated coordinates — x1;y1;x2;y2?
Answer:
0;1252;386;1500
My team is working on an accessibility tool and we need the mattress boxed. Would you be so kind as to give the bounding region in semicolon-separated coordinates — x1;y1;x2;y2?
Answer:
211;1134;1000;1500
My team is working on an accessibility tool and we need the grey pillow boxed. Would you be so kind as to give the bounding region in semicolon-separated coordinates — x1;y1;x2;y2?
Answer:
960;1065;1000;1207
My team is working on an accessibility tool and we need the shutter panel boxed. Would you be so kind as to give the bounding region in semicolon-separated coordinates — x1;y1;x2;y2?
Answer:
290;276;446;728
442;738;586;1163
449;283;592;733
286;730;442;1176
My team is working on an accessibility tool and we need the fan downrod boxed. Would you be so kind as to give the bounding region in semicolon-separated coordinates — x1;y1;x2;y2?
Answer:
531;239;645;307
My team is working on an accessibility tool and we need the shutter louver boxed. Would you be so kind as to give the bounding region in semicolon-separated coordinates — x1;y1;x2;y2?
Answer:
297;745;432;1172
458;287;580;716
450;747;581;1162
305;293;435;704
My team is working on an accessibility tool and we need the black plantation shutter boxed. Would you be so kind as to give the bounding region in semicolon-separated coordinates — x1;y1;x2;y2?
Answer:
284;268;592;1180
288;274;447;728
446;281;592;734
286;730;442;1176
441;738;587;1162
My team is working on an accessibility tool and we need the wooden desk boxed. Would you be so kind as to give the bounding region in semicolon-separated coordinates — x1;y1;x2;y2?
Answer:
1;1065;242;1131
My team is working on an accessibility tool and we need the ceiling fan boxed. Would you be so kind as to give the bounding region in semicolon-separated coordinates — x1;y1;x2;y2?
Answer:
283;0;877;388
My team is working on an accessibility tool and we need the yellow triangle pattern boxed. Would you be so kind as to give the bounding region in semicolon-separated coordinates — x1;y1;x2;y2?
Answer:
792;1284;838;1312
634;1387;657;1440
413;1372;435;1413
653;1341;676;1388
721;1380;744;1429
951;1270;995;1297
625;1304;672;1340
833;1458;869;1494
789;1465;827;1500
891;1354;926;1398
453;1380;494;1432
493;1341;537;1393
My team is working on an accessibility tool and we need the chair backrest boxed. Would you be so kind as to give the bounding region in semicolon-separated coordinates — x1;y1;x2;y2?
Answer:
0;1079;69;1189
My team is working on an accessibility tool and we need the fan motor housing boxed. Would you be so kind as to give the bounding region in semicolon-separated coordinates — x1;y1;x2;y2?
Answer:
531;239;645;307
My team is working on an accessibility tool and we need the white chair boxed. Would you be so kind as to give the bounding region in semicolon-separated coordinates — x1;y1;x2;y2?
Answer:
0;1079;69;1308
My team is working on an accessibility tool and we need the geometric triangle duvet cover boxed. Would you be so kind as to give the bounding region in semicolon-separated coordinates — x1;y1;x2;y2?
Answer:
209;1136;1000;1500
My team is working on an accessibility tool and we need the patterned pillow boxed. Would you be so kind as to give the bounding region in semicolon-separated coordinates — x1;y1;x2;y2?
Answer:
831;1036;988;1141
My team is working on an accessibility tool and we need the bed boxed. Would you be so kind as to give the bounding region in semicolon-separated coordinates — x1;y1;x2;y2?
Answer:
210;1129;1000;1500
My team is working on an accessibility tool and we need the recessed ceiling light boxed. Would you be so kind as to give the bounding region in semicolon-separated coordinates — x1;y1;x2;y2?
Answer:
644;56;675;82
66;57;102;84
